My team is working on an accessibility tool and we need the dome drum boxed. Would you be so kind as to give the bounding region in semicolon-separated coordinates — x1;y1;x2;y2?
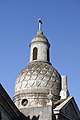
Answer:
13;91;60;108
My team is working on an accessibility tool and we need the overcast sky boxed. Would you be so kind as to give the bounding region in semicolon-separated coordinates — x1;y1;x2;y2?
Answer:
0;0;80;108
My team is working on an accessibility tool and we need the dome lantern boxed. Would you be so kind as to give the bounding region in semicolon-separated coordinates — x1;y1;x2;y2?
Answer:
29;19;50;63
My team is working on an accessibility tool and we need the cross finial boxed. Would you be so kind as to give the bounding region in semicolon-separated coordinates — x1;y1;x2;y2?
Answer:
38;18;42;31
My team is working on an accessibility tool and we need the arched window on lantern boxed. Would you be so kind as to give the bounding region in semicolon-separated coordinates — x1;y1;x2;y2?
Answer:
33;47;37;60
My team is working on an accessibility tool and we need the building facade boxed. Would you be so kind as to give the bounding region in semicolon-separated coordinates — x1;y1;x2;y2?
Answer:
0;19;80;120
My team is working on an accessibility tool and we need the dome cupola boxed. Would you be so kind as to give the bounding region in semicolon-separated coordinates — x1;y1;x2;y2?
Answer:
13;19;61;109
29;18;50;63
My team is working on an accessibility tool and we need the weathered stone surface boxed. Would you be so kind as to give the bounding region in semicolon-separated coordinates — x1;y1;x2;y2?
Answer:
15;61;61;94
14;61;61;108
20;105;55;120
29;30;50;63
31;30;49;43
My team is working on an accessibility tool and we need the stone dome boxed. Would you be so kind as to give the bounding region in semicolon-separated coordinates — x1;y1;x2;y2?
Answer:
14;61;61;101
30;30;50;44
13;20;61;108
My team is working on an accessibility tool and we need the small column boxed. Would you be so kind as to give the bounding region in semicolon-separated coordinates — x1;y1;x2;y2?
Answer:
60;76;69;99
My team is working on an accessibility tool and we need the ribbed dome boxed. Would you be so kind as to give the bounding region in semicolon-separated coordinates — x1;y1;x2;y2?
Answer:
30;30;49;44
15;61;61;100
